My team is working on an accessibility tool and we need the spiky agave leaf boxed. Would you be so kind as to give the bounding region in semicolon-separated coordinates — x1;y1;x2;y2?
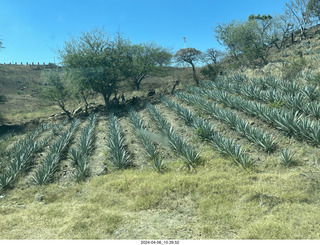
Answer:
73;156;90;182
280;149;295;166
153;156;166;173
107;114;131;169
32;153;60;185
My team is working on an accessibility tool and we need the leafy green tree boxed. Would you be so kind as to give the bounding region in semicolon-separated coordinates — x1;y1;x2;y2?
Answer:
40;69;72;118
59;29;130;109
124;42;172;90
214;21;242;59
214;18;272;65
174;48;202;85
307;0;320;21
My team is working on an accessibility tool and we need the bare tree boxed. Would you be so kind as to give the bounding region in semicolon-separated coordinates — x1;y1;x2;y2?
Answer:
285;0;316;39
269;14;295;49
205;48;225;64
174;48;202;85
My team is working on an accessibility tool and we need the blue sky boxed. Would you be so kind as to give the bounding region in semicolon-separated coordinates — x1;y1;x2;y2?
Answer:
0;0;288;64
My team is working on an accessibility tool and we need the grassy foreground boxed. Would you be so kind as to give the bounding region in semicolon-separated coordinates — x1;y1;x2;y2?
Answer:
0;147;320;240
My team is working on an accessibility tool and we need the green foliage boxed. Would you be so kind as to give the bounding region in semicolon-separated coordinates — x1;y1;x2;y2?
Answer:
0;123;52;190
307;0;320;20
60;29;130;109
152;156;166;173
32;120;80;185
124;42;172;90
107;114;131;170
40;69;72;118
268;100;285;110
70;113;98;181
214;18;270;65
146;103;200;170
174;48;202;85
200;63;223;80
129;112;157;160
280;148;295;166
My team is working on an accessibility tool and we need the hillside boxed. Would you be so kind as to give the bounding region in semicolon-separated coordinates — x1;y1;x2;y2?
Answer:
1;28;320;240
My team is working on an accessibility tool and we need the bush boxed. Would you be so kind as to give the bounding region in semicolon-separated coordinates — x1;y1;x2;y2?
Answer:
200;63;223;80
281;58;307;81
0;94;6;104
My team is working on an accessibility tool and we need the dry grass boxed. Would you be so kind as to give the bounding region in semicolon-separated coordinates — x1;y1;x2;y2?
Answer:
2;39;320;240
1;146;320;239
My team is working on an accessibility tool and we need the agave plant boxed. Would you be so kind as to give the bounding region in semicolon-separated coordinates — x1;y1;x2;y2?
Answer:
107;114;131;170
152;156;166;173
188;85;320;146
32;119;80;185
129;109;159;162
146;103;200;170
175;91;277;153
279;149;295;166
305;102;320;119
163;93;251;169
300;85;319;101
69;113;98;181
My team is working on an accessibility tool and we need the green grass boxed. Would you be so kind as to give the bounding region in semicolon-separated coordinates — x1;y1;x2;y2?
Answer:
0;146;320;239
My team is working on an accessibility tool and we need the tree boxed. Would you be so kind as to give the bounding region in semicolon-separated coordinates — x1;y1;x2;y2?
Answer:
214;21;242;59
285;0;316;39
200;48;225;81
205;48;225;64
40;69;72;118
124;42;172;90
307;0;320;21
174;48;202;85
214;18;272;65
269;14;295;49
59;29;130;109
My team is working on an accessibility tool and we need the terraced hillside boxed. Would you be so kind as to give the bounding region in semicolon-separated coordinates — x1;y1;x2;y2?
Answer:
1;73;320;239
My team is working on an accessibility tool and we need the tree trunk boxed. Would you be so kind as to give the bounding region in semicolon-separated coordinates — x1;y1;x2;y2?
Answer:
134;79;140;90
58;101;72;119
134;77;144;90
81;91;89;115
102;93;110;110
191;62;199;85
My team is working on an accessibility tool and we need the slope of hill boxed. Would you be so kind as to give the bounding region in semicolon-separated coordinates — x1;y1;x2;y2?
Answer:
1;27;320;240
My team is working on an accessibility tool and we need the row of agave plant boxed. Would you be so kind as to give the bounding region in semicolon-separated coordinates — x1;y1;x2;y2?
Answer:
146;103;200;170
160;95;251;169
106;113;131;169
32;119;80;185
203;78;320;119
129;109;165;172
172;92;277;153
230;74;320;101
186;86;320;146
0;121;67;190
69;113;99;181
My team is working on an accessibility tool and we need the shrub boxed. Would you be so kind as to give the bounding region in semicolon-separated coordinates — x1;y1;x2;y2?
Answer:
268;101;285;110
200;63;223;80
281;58;306;81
